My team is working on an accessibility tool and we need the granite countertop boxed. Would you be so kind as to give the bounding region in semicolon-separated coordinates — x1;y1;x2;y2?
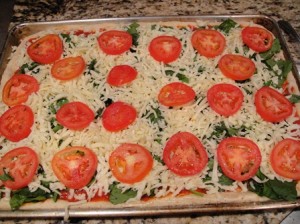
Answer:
1;0;300;223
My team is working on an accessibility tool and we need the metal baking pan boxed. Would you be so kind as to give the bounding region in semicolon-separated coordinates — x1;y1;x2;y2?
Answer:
0;15;300;219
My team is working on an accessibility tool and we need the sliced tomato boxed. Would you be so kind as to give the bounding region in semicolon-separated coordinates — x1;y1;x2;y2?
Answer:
218;54;256;81
163;132;208;176
217;137;262;181
191;29;225;58
107;65;138;86
51;146;98;189
102;101;137;132
0;147;39;190
148;36;182;63
51;56;85;80
109;143;153;184
56;102;94;130
0;105;34;142
207;83;244;117
27;34;63;64
270;139;300;180
254;86;293;122
97;30;132;55
2;74;39;106
242;26;274;52
158;82;196;107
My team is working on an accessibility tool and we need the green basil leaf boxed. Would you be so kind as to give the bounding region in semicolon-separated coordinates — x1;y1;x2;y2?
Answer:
109;183;137;205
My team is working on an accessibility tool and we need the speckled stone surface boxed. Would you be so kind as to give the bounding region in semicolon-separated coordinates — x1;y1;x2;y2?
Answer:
1;0;300;223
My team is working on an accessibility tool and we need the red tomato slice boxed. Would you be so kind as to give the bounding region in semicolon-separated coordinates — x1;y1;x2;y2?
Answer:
56;102;94;130
242;26;274;52
0;105;34;142
102;101;137;132
109;143;153;184
163;132;208;176
27;34;63;64
217;137;262;181
2;74;39;106
254;86;293;122
191;29;226;58
97;30;132;55
51;56;86;80
107;65;138;86
207;83;244;117
148;36;182;63
218;54;256;81
0;147;39;190
158;82;196;107
51;146;98;189
270;139;300;180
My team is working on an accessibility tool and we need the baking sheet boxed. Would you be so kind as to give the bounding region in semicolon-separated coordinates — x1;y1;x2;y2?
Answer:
0;15;300;218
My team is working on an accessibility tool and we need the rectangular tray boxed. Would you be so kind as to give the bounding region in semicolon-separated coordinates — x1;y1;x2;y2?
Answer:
0;14;300;219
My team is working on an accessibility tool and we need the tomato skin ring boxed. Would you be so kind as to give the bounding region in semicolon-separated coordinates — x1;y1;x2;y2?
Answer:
51;146;98;189
0;147;39;190
217;137;262;182
109;143;153;184
207;83;244;117
270;138;300;180
163;132;208;176
254;86;293;123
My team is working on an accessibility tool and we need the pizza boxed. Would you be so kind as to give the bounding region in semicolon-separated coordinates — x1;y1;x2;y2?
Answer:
0;17;299;214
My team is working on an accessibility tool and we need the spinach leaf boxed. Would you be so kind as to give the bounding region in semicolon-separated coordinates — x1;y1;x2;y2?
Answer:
289;94;300;103
50;117;63;133
86;59;99;75
127;22;140;46
218;174;234;186
164;69;189;83
49;97;69;114
210;121;248;139
264;59;292;88
217;19;238;34
152;153;165;165
176;73;189;83
142;106;164;124
260;39;281;60
10;181;58;210
0;169;14;181
249;169;297;201
109;183;137;205
190;190;204;197
19;62;39;74
60;33;75;47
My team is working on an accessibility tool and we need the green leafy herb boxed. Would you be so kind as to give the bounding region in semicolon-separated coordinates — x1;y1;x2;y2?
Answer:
10;181;58;210
0;169;14;181
218;174;234;186
127;22;140;46
210;121;248;139
109;182;137;205
190;190;204;197
164;69;189;83
264;59;292;88
152;153;164;165
95;107;104;119
50;117;63;133
176;73;189;83
60;33;75;47
87;59;99;74
19;62;39;74
289;94;300;103
249;169;297;201
49;97;69;114
217;19;238;34
143;106;164;124
260;39;281;60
